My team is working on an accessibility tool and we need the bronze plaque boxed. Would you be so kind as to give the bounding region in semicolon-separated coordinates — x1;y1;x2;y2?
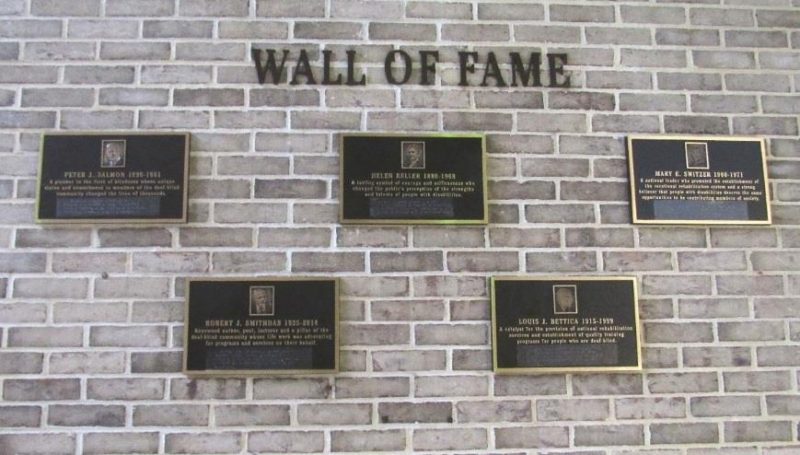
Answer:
492;277;641;373
340;134;487;224
36;133;189;223
627;135;770;224
184;278;339;376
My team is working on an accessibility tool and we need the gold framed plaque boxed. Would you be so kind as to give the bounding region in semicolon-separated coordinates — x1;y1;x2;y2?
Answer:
36;132;190;224
339;133;488;224
491;276;642;374
183;277;339;376
627;134;771;225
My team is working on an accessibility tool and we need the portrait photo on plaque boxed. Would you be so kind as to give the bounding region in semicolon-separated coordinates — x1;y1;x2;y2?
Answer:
491;277;641;374
684;142;709;170
627;135;771;225
184;278;339;375
553;285;578;314
401;141;426;169
100;139;126;168
340;134;488;224
249;286;275;316
36;132;190;223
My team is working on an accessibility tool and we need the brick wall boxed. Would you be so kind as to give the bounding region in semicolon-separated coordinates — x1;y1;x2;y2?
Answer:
1;0;799;453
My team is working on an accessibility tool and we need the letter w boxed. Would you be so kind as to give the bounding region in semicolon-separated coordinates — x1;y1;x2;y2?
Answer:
252;48;289;84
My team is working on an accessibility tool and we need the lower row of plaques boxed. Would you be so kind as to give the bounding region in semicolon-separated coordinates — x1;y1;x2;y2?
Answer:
184;277;641;376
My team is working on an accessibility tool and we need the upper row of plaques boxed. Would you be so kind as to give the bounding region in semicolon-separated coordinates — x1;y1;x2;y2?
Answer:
35;133;771;225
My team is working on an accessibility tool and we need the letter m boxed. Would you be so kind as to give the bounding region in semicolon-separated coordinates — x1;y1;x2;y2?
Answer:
510;52;542;87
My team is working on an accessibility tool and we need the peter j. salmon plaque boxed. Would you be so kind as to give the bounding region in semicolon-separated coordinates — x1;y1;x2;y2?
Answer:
627;135;770;225
184;278;339;375
491;277;641;373
36;133;189;223
340;134;487;224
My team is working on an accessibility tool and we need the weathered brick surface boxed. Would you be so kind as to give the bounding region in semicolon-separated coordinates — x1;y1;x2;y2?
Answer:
248;430;324;453
254;378;332;399
83;432;159;454
495;426;569;449
380;401;452;423
538;398;609;421
1;1;799;452
372;349;446;371
651;422;719;444
413;428;487;450
48;404;126;427
575;424;645;446
133;404;209;426
49;352;125;374
131;351;182;373
0;434;76;454
0;353;44;374
4;379;81;401
215;404;290;426
332;430;405;452
649;372;720;394
0;406;41;427
170;379;245;400
88;378;165;400
457;399;530;423
495;375;566;396
335;377;409;398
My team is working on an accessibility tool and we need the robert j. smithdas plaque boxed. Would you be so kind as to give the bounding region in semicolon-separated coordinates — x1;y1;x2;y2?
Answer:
36;133;189;223
184;278;339;375
340;134;488;224
627;135;771;225
491;277;641;373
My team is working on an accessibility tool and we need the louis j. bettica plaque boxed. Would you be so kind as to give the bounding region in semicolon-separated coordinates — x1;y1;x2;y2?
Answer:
184;278;338;375
36;133;189;223
340;134;487;224
627;135;771;224
491;277;641;373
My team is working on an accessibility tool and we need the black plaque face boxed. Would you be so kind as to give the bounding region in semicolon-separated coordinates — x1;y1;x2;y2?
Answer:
627;135;771;224
340;134;487;224
184;279;339;375
36;133;189;223
492;277;641;373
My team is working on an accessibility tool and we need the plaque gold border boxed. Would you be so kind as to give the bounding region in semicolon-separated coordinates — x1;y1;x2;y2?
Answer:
490;276;642;374
627;134;772;225
35;131;191;224
338;133;489;225
183;277;340;377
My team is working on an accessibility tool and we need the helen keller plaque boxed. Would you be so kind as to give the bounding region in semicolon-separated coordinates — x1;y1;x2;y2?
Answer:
340;134;488;224
491;277;641;373
627;135;771;224
36;133;189;223
184;278;339;375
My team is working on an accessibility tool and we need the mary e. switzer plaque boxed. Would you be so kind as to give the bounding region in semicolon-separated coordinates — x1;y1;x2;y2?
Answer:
627;135;771;225
184;278;339;375
340;134;487;224
36;133;189;223
491;277;641;373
